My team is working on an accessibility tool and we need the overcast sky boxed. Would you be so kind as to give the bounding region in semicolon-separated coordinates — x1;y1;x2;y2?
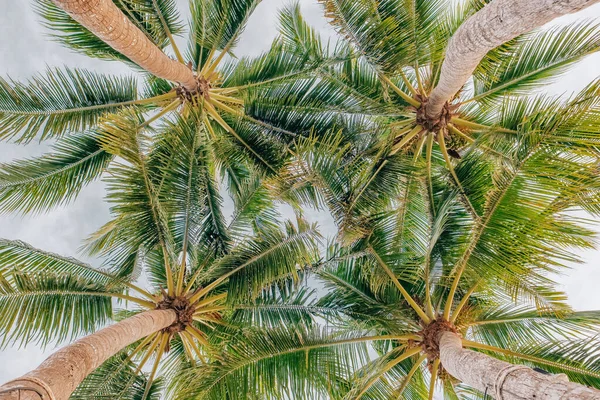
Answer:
0;0;599;393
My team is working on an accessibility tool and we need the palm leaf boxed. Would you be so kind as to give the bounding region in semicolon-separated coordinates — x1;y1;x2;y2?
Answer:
0;67;139;142
0;133;112;213
188;0;261;70
172;326;371;400
0;272;113;348
472;21;600;102
196;218;320;303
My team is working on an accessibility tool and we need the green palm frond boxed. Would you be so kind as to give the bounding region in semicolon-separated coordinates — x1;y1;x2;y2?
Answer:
0;239;120;286
316;246;420;332
243;77;373;147
319;0;448;73
36;0;183;63
344;346;427;400
467;306;600;348
221;25;343;92
471;21;600;103
0;133;112;214
85;110;175;277
278;3;327;61
188;0;261;70
217;114;287;175
440;94;599;306
199;218;320;303
0;67;139;142
151;113;230;255
226;176;279;240
172;326;371;400
230;286;319;328
0;272;114;348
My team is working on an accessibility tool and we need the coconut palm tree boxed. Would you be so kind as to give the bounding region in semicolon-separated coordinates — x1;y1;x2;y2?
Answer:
0;0;360;217
172;77;600;398
303;0;600;224
426;0;600;119
0;108;320;400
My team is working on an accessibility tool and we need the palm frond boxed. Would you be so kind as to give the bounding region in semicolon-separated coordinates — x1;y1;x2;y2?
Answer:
471;21;600;103
319;0;448;73
0;133;112;214
0;67;139;142
0;239;120;286
188;0;261;70
0;272;113;348
171;326;371;400
199;218;320;304
86;110;174;277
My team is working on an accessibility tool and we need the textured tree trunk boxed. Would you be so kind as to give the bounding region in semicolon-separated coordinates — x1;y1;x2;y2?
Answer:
426;0;600;119
0;309;176;400
51;0;197;89
439;331;600;399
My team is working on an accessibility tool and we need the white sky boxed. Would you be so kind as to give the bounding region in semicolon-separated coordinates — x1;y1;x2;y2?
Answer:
0;0;599;393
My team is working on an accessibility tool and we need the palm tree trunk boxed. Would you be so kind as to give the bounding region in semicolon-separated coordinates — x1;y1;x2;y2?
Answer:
0;309;176;400
439;331;600;399
51;0;197;89
426;0;600;119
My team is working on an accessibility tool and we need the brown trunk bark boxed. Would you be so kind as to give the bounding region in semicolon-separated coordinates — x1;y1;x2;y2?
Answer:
439;331;600;399
51;0;197;89
0;309;176;400
426;0;600;119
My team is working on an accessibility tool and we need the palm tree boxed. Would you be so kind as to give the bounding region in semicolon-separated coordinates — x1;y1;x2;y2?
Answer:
0;109;320;400
306;0;600;222
175;69;600;397
0;0;356;216
426;0;600;119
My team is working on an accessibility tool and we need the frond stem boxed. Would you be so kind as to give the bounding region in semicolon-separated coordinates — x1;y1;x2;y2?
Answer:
390;125;422;155
140;99;181;128
152;0;185;63
448;124;510;160
133;333;162;375
142;333;168;400
394;354;427;398
369;245;431;323
381;76;421;107
450;117;518;134
450;279;482;323
398;70;418;96
426;133;435;214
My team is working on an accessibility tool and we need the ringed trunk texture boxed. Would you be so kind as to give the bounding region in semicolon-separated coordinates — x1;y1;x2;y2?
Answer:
439;331;600;399
426;0;600;119
51;0;197;89
0;309;176;400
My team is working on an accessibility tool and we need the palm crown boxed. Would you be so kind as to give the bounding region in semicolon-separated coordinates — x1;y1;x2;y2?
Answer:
277;0;600;232
0;104;321;398
0;0;360;218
